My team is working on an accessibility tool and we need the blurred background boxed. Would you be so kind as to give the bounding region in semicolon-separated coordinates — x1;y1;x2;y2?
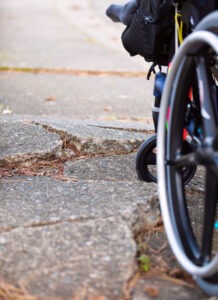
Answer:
0;0;154;121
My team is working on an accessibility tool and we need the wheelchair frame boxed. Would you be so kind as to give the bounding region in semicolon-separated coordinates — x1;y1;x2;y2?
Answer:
157;27;218;295
153;10;218;295
134;3;218;294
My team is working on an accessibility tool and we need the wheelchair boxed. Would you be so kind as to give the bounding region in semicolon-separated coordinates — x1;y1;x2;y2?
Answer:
156;10;218;295
136;8;218;295
136;6;218;186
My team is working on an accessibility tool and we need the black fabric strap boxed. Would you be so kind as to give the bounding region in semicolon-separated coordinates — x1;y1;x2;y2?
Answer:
147;63;162;80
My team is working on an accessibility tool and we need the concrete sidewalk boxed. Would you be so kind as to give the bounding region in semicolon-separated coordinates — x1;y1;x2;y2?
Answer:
0;116;207;300
0;0;213;299
0;0;154;120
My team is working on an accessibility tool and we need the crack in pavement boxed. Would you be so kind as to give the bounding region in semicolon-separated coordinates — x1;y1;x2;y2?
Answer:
32;121;142;156
0;118;164;299
0;119;144;180
88;124;154;134
0;216;101;233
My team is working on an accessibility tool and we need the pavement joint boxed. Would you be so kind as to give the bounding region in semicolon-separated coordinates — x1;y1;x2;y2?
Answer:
88;124;154;134
30;120;145;156
0;66;148;78
0;216;99;234
1;208;157;234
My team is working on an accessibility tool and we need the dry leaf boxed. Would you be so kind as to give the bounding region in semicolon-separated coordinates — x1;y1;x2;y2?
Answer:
46;96;56;102
144;285;160;298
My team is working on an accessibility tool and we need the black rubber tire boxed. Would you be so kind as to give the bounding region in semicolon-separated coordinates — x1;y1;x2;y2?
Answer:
196;275;218;296
157;21;218;295
136;134;157;183
193;11;218;295
195;11;218;33
136;135;196;184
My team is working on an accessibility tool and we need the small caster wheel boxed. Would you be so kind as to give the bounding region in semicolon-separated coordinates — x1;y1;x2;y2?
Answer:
136;134;157;183
136;135;196;184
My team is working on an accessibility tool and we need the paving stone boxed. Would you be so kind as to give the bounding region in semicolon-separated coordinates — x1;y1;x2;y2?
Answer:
0;72;154;120
0;119;62;165
132;277;205;300
64;153;138;181
0;176;159;230
0;175;159;299
0;217;136;299
0;117;152;164
31;119;150;155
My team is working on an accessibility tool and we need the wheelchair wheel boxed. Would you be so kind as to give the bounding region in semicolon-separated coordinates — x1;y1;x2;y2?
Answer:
136;134;196;184
157;28;218;295
193;11;218;295
195;11;218;34
136;134;157;183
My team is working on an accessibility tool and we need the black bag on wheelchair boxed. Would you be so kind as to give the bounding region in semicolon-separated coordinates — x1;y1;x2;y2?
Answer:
121;0;175;66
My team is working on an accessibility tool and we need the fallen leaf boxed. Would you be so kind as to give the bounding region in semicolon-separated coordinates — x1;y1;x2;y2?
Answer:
46;96;56;102
144;285;160;298
103;105;112;112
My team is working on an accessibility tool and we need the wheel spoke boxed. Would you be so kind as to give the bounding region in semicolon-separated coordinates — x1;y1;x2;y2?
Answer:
168;152;197;168
169;167;201;261
196;56;218;137
201;168;218;261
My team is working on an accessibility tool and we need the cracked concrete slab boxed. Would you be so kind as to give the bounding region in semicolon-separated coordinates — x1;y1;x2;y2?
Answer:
0;116;160;299
64;153;138;181
0;119;62;165
0;117;151;165
132;277;204;300
32;119;150;155
0;118;211;300
0;176;159;299
0;176;159;230
1;115;154;132
0;217;137;299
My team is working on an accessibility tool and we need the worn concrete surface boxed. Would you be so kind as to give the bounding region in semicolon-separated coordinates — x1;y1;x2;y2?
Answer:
0;0;155;120
0;117;159;299
0;217;137;299
0;119;62;164
0;71;154;120
0;0;216;299
0;117;212;300
63;153;138;181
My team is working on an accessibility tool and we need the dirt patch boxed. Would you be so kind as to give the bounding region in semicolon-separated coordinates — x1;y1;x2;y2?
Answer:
0;159;77;182
134;219;196;288
0;279;40;300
